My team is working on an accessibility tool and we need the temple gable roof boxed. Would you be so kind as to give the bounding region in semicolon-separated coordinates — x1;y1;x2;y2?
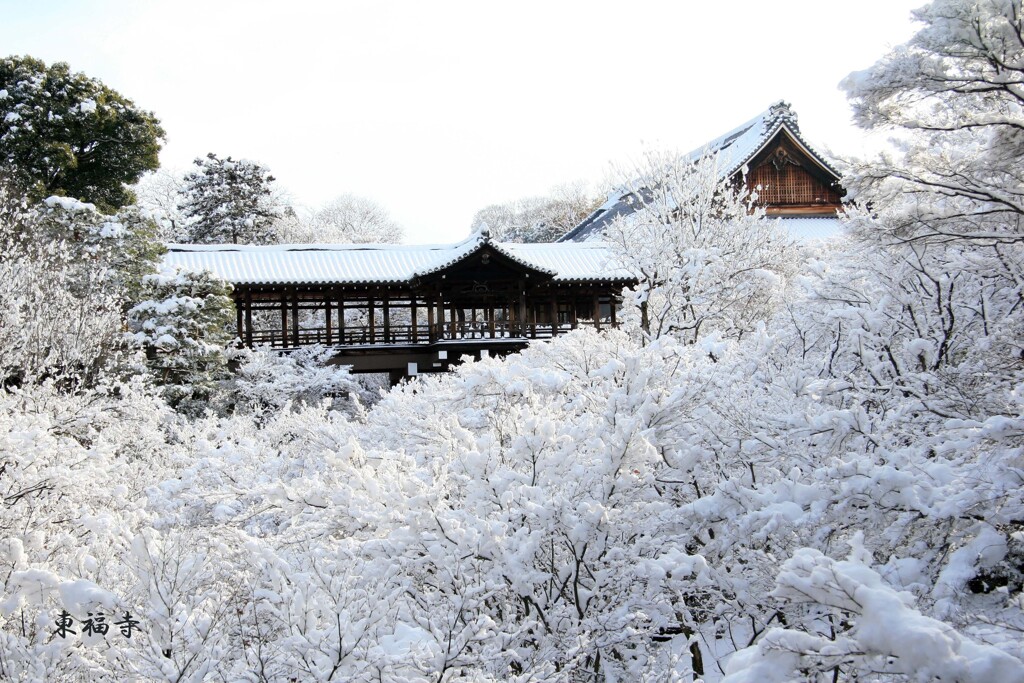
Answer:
559;101;844;243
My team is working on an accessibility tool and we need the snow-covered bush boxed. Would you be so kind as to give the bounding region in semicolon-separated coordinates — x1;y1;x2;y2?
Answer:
0;188;161;387
224;344;360;416
1;1;1023;680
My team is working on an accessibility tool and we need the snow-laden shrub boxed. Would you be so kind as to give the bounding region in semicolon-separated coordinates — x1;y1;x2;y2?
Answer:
0;188;161;387
724;537;1024;683
224;344;360;416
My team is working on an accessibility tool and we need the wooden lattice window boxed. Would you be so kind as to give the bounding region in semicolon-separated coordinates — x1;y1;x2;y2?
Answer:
748;161;840;206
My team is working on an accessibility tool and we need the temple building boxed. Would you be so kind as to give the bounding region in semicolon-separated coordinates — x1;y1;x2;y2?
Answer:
162;231;634;380
559;101;844;243
162;101;843;380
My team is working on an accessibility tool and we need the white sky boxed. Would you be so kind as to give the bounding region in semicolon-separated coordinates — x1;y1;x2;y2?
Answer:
0;0;923;244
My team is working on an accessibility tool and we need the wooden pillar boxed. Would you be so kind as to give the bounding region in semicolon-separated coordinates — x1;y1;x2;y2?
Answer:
235;294;244;341
436;295;445;341
338;295;346;344
244;289;253;347
291;288;300;347
368;296;376;344
325;292;333;345
488;306;495;338
427;297;436;343
611;296;618;327
550;297;558;336
593;293;601;331
411;298;419;343
280;290;288;348
518;281;528;337
383;291;391;343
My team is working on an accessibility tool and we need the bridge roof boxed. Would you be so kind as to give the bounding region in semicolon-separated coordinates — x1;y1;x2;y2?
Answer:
163;232;633;287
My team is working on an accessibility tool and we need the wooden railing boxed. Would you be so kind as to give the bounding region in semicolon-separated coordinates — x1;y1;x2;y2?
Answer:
248;321;594;349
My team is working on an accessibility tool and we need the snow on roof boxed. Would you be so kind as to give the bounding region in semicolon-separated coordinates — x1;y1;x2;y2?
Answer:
162;234;633;286
779;217;846;243
560;101;842;243
503;241;632;281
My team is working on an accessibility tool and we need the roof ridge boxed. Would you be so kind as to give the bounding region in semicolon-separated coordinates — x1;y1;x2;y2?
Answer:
410;235;559;280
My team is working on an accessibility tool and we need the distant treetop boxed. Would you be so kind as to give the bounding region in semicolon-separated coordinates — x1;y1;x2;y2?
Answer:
178;153;282;244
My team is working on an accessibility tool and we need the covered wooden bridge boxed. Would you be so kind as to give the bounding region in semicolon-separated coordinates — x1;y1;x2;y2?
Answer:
163;230;635;379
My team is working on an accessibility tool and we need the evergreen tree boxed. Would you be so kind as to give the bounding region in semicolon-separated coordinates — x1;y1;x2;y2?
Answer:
0;55;165;212
127;268;235;410
178;153;281;244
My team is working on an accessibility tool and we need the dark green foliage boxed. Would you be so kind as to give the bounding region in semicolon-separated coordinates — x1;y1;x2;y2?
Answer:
128;268;236;411
0;55;165;212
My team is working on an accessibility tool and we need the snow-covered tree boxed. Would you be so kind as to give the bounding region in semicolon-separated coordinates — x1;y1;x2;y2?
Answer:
470;182;602;243
0;232;122;386
605;149;797;346
275;194;403;244
840;0;1024;246
127;267;235;410
0;185;162;386
132;168;187;241
178;153;281;244
5;2;1024;680
0;55;165;212
709;1;1024;677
